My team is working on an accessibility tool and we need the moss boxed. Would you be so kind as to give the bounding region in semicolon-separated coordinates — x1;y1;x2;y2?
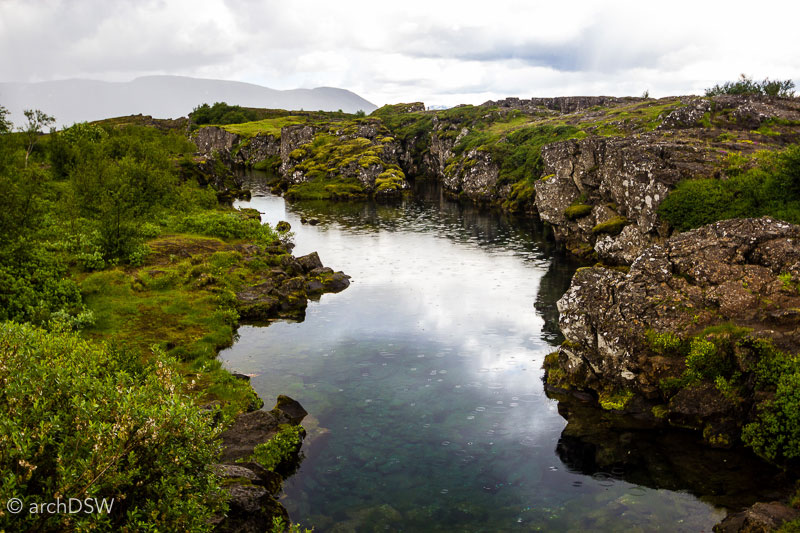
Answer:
78;233;290;418
779;272;800;293
591;216;628;235
703;425;731;447
252;155;280;172
375;168;406;193
645;330;684;356
501;177;537;212
543;351;560;368
598;389;634;411
358;155;383;168
651;405;669;419
289;148;306;159
564;203;592;220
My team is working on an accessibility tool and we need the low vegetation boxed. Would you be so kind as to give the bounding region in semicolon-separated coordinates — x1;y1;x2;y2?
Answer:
705;74;795;98
0;105;289;530
659;145;800;231
0;322;226;532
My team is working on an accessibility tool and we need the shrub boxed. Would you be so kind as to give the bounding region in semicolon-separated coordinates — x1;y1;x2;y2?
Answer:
658;145;800;231
705;74;795;97
742;368;800;462
0;322;226;531
190;102;261;126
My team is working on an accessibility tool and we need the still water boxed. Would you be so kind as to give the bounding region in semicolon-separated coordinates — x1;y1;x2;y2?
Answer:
224;178;773;532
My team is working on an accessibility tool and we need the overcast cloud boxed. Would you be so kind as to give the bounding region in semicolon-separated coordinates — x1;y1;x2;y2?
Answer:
1;0;799;107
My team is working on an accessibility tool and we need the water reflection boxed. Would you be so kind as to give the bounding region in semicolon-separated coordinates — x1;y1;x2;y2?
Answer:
220;174;769;531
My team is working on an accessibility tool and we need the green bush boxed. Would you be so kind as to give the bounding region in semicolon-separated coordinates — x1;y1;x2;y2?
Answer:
705;74;795;97
742;368;800;462
0;248;82;325
659;145;800;231
0;322;226;531
190;102;262;126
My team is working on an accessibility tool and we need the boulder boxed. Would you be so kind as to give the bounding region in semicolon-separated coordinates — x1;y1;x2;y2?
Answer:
296;251;323;273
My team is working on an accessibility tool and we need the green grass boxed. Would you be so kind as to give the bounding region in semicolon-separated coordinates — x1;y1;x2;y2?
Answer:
78;234;275;416
219;116;307;138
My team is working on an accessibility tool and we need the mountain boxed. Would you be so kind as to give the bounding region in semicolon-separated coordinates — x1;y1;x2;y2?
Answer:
0;76;378;128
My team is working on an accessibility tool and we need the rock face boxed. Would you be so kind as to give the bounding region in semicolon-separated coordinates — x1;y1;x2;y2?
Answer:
545;217;800;446
193;118;411;197
532;96;800;257
279;118;409;196
534;133;717;256
214;396;308;533
484;96;645;114
193;126;280;167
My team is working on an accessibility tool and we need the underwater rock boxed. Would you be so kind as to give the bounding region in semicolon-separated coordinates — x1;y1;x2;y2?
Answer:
714;502;800;533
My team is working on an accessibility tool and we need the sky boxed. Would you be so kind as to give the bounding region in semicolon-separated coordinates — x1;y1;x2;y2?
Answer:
2;0;799;108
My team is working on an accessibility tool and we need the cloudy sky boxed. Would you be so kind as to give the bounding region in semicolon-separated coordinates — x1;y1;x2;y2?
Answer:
2;0;799;107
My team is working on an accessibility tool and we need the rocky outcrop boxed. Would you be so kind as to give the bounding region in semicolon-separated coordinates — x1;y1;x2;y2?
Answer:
483;96;645;114
280;118;410;197
235;250;350;322
193;126;280;167
532;96;800;257
213;396;309;533
419;116;503;203
544;217;800;447
535;134;719;257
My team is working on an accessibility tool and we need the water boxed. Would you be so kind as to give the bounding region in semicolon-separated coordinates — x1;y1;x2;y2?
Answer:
224;176;778;532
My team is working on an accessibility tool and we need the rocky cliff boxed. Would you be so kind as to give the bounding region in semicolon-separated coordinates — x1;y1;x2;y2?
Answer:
193;116;410;199
544;217;800;451
193;126;281;167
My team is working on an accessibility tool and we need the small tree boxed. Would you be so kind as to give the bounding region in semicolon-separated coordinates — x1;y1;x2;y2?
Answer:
0;105;11;134
19;109;55;167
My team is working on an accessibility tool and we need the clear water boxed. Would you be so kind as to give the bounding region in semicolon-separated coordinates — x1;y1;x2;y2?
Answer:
224;177;777;532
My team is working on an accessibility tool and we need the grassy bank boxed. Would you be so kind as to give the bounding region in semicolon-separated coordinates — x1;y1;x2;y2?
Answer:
0;108;306;531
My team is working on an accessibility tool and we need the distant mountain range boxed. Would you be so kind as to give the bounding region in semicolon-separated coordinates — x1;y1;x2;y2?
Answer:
0;76;378;128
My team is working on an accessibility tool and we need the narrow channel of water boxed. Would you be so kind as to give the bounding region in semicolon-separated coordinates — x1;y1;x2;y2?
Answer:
224;176;776;532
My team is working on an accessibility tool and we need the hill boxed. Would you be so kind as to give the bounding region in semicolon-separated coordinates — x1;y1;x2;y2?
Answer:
0;75;377;127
